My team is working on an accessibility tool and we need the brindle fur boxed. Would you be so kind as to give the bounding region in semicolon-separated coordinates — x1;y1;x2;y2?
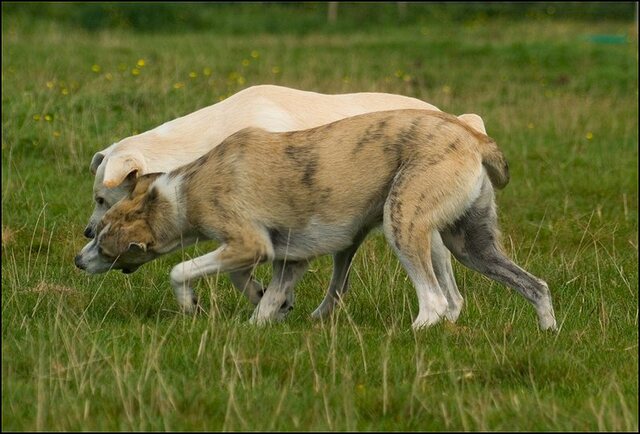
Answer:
75;109;556;330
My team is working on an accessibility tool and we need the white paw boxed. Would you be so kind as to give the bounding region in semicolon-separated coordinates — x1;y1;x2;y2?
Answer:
444;299;464;323
412;312;444;330
249;310;283;326
536;292;557;331
538;312;558;331
176;292;198;314
249;297;289;325
412;299;448;329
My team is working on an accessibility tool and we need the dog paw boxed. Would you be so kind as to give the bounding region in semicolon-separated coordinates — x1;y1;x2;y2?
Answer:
538;313;558;332
412;311;445;330
248;311;277;326
444;303;463;323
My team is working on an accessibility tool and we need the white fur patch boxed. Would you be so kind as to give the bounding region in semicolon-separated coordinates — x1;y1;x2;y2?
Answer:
153;174;183;210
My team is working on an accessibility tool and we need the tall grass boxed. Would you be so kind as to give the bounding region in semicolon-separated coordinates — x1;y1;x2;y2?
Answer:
2;5;638;431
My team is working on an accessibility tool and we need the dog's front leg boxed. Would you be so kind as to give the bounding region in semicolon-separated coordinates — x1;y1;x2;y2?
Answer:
229;269;265;305
170;241;273;313
249;260;308;325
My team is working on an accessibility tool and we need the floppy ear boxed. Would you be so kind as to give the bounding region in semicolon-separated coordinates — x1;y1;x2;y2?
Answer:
131;173;164;197
127;242;147;253
102;151;148;189
458;113;487;135
90;152;106;175
90;143;118;175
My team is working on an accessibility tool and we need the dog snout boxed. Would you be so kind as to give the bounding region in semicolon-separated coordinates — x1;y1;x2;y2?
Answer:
83;226;95;239
74;254;86;270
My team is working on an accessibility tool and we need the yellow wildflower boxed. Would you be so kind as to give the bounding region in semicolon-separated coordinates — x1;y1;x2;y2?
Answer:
33;114;41;121
242;59;250;67
44;114;53;122
250;50;259;59
203;67;212;76
131;68;140;76
189;71;197;79
271;66;281;74
137;59;145;67
173;82;185;89
586;132;593;140
91;64;101;73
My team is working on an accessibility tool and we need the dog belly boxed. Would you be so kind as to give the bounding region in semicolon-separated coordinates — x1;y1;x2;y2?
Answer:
269;220;364;261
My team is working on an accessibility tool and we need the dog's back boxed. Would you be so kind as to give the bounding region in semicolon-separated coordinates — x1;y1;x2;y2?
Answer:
175;109;504;259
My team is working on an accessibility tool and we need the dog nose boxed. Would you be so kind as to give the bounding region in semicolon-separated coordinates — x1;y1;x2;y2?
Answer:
84;227;95;239
74;255;85;270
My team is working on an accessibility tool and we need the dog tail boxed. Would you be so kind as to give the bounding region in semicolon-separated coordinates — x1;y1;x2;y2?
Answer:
479;137;510;190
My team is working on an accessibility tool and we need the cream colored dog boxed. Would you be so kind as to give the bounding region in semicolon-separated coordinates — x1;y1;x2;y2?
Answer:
75;109;557;331
86;85;486;236
84;84;487;322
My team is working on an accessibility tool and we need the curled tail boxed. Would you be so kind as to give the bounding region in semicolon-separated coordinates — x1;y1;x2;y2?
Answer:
479;137;510;189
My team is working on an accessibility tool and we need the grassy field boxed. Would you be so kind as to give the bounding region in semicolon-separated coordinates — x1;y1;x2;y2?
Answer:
2;4;638;431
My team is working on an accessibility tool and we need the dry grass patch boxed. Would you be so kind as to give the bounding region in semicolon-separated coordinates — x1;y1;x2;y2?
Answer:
2;226;15;246
29;280;77;294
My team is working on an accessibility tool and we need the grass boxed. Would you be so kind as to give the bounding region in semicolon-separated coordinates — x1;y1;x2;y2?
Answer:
2;4;638;431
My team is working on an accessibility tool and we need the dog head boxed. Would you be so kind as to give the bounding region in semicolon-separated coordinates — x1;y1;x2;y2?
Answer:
75;172;166;274
84;149;148;239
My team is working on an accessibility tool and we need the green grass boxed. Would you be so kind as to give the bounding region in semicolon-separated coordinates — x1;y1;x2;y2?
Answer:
2;5;638;431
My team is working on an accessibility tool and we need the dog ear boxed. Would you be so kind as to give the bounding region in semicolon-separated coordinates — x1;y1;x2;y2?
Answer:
127;242;147;253
131;173;164;197
90;143;118;175
458;113;487;135
102;151;148;189
145;185;158;204
90;152;106;175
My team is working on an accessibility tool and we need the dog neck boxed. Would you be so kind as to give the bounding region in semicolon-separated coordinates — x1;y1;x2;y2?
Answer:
149;174;197;253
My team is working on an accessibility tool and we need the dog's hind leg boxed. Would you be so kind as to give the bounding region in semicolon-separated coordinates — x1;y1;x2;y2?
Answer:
310;232;367;319
431;230;464;322
383;170;451;329
310;230;457;321
250;260;308;325
229;269;266;305
440;178;557;330
385;223;449;329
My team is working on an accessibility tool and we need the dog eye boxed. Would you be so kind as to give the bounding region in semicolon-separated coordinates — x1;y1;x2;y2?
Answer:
96;197;105;206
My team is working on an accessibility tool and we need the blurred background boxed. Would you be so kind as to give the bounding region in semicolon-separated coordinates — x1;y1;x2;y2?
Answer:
2;3;637;431
2;2;637;34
